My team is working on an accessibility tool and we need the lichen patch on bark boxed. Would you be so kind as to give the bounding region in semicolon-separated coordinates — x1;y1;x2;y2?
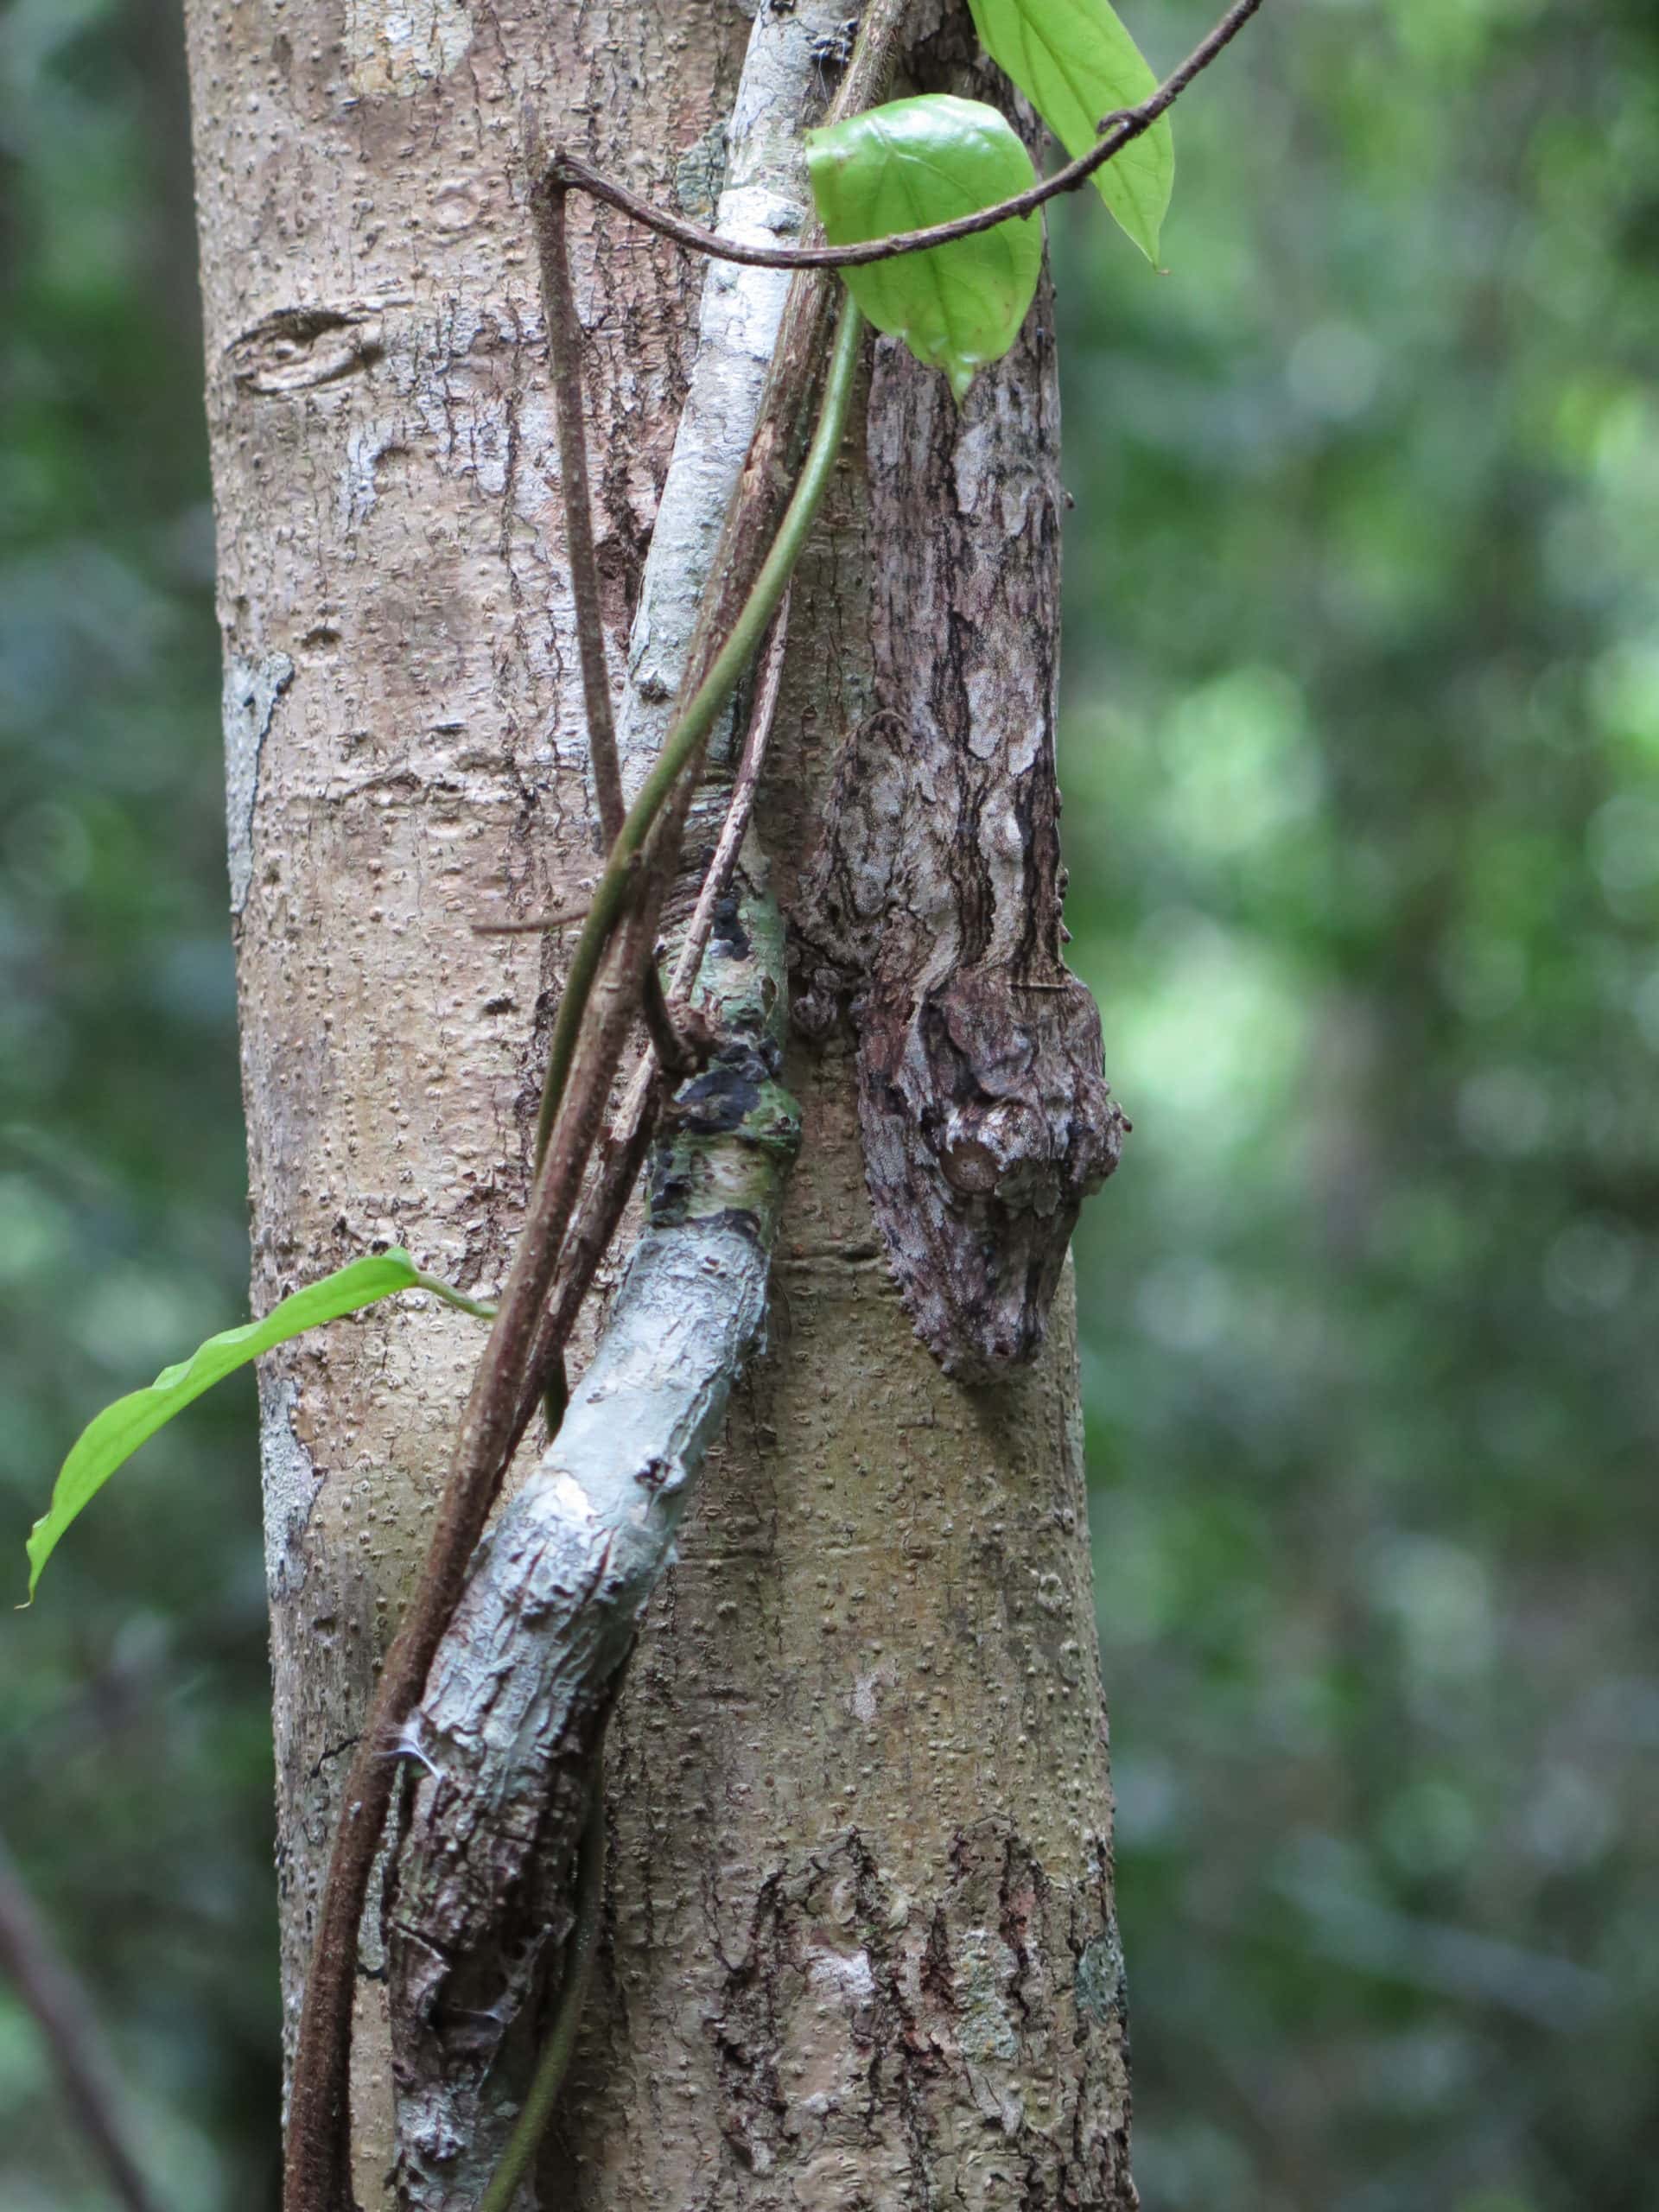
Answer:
344;0;473;99
221;650;293;914
256;1370;321;1599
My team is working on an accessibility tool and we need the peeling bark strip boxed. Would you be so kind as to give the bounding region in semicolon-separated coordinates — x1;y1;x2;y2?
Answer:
389;867;800;2206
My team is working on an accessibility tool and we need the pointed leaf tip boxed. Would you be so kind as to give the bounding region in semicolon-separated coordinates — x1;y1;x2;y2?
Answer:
965;0;1173;264
23;1249;485;1602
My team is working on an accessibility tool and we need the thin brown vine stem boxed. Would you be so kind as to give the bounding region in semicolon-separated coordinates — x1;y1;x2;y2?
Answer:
639;965;701;1079
673;594;791;997
283;921;652;2212
512;595;792;1448
532;174;625;849
516;1089;664;1448
552;0;1265;270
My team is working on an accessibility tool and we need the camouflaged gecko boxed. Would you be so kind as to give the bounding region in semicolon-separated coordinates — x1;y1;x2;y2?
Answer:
791;304;1127;1381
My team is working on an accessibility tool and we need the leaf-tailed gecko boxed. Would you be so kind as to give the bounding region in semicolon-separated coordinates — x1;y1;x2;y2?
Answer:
791;308;1127;1380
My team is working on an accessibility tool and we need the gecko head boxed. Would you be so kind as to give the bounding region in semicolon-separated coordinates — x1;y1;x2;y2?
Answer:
925;969;1127;1217
859;965;1130;1382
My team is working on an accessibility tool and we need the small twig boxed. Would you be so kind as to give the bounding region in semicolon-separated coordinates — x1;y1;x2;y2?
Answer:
531;174;625;849
471;905;592;936
640;965;700;1080
676;595;791;991
0;1832;160;2212
552;0;1265;270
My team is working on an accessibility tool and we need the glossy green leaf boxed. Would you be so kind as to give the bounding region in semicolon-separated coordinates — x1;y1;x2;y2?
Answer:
806;95;1042;402
24;1249;489;1601
966;0;1173;263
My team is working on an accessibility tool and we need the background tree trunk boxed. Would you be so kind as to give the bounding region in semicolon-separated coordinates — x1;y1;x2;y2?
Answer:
183;2;1134;2202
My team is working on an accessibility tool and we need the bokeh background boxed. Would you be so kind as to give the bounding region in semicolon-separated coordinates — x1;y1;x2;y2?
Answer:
3;1;1656;2205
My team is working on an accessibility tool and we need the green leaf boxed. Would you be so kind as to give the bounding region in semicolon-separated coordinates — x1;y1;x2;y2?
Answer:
23;1249;482;1602
807;95;1043;403
965;0;1173;263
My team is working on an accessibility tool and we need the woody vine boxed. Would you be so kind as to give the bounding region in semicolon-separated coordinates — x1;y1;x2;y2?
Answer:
27;2;1262;2207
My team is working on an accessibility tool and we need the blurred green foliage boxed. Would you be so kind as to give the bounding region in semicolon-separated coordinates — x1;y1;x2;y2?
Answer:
1057;3;1659;2206
1;0;1655;2207
0;1;278;2205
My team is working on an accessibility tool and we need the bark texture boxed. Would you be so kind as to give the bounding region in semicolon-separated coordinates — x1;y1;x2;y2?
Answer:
184;1;1134;2204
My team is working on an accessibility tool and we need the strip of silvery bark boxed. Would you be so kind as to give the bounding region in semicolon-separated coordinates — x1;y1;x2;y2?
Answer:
387;867;798;2206
383;9;849;2202
611;1;846;830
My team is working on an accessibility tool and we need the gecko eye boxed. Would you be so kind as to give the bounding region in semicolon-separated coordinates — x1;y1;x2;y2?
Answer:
937;1099;1050;1198
940;1134;1001;1195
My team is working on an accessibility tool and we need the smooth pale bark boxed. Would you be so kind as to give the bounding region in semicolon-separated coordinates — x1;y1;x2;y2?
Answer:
184;2;1134;2204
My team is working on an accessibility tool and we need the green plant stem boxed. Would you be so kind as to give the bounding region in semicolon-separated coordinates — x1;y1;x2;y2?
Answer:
475;1761;607;2212
531;292;865;1172
410;1272;499;1322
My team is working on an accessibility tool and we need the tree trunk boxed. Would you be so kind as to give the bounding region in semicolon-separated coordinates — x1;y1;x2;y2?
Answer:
184;3;1134;2205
